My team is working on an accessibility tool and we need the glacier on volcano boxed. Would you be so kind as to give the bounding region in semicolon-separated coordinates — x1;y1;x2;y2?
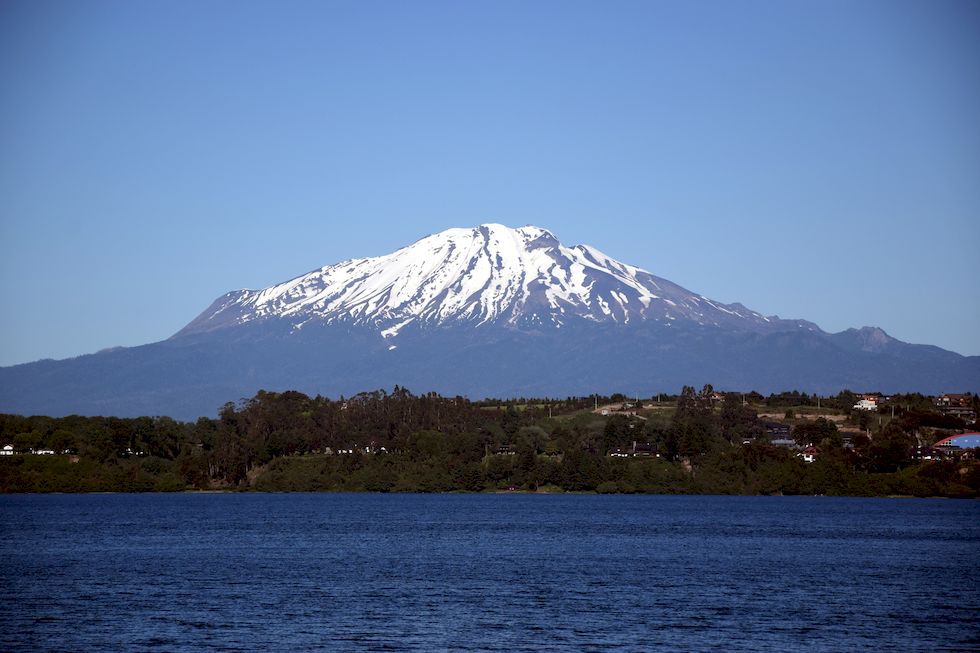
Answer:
177;223;808;340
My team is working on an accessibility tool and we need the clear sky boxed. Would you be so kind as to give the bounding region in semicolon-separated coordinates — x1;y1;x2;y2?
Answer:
1;0;978;366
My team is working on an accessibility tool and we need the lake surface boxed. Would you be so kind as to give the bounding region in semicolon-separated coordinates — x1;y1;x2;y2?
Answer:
1;494;977;652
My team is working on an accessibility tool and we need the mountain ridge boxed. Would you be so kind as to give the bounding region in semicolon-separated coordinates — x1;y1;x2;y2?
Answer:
1;223;977;419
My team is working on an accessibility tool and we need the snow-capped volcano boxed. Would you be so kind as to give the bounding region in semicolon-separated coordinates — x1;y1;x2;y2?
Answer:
178;223;803;339
4;223;976;420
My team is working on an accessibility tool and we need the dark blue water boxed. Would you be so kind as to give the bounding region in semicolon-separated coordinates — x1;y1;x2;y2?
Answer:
1;494;977;652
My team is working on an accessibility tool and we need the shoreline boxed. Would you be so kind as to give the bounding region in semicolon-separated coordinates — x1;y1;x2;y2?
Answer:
0;489;971;499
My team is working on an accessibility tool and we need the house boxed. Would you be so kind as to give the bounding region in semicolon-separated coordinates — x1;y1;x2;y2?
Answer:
909;446;945;461
935;393;972;408
853;393;890;411
764;421;790;440
934;395;976;422
1;444;13;456
932;433;980;451
945;406;976;421
630;442;658;457
607;442;659;458
797;446;819;463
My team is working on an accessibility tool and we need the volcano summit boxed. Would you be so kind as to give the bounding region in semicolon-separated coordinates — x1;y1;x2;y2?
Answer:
179;224;811;338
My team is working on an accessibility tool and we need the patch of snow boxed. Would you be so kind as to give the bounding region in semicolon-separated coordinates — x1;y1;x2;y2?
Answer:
380;318;415;339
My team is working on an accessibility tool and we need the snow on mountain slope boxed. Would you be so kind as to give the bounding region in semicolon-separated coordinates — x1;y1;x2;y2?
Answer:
176;224;814;339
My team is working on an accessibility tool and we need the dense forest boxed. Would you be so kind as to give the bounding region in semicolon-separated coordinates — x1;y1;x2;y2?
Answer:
1;386;978;497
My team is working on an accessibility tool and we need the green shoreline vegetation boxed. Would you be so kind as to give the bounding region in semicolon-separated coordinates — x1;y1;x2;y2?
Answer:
1;386;978;497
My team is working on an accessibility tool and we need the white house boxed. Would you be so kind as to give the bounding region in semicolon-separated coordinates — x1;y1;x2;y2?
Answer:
1;444;13;456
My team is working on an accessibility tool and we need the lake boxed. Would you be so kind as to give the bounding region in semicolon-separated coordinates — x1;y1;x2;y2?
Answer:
1;494;977;651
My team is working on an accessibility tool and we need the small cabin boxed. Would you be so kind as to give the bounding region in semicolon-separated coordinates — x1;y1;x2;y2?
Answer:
797;446;820;463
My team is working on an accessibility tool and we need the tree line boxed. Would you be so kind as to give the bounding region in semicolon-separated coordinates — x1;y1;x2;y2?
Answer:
1;385;977;496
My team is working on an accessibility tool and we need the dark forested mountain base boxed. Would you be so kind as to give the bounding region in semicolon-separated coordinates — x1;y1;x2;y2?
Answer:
2;322;978;420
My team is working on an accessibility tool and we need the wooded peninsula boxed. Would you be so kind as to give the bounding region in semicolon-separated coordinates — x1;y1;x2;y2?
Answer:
1;386;977;497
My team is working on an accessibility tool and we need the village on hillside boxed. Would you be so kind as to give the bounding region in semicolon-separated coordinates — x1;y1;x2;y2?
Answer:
588;391;978;465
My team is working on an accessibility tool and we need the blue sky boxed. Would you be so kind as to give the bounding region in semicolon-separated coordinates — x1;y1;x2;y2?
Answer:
1;0;978;366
